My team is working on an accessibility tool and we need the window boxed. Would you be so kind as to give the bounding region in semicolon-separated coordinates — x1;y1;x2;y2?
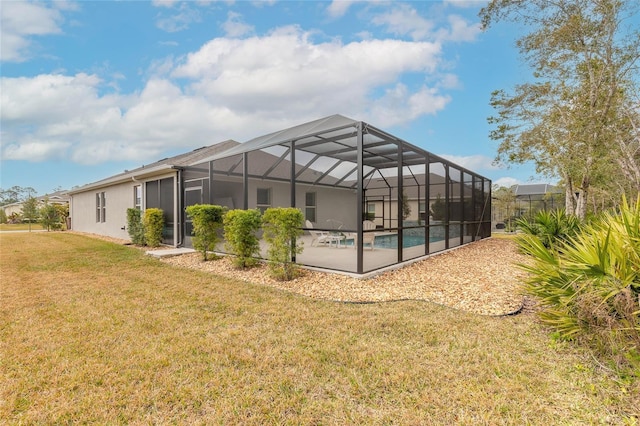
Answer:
96;192;106;222
257;188;271;213
419;201;427;221
305;192;316;223
134;185;142;210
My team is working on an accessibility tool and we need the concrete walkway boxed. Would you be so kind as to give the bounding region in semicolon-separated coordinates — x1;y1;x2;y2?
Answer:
146;247;196;258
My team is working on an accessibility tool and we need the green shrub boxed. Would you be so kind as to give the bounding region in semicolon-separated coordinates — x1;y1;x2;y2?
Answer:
223;209;262;269
54;204;69;228
126;208;146;245
0;209;7;224
519;196;640;373
429;194;446;221
261;207;304;281
186;204;226;261
39;203;62;231
143;208;164;248
516;209;581;249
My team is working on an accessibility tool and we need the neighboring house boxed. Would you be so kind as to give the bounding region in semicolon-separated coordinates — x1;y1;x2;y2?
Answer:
68;114;492;275
2;190;70;221
491;183;564;230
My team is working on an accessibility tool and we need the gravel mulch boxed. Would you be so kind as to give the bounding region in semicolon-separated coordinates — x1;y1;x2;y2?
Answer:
161;237;530;316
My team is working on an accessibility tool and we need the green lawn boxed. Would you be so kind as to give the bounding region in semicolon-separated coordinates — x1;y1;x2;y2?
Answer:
0;223;44;231
1;232;638;424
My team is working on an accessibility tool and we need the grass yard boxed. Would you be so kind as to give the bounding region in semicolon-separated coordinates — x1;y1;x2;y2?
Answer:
1;232;638;424
0;223;44;232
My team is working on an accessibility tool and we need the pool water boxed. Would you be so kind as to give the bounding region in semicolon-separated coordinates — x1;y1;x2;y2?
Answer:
374;234;441;249
343;234;442;249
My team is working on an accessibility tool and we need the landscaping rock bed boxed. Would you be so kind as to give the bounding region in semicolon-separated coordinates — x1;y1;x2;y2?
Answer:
162;237;529;316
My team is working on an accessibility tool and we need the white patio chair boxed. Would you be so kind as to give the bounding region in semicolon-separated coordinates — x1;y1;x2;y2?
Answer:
349;220;377;250
306;220;330;246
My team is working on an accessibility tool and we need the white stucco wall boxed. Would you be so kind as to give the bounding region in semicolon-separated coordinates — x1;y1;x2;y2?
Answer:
70;181;136;241
245;180;357;231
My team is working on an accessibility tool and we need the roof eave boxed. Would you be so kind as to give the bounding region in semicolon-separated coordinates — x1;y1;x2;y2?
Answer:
67;164;177;194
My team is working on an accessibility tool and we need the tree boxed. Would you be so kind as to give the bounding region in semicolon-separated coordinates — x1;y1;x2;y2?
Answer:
54;204;70;229
481;0;640;219
429;194;446;221
614;97;640;195
21;196;39;231
0;186;36;206
39;202;62;231
492;185;517;224
401;190;411;221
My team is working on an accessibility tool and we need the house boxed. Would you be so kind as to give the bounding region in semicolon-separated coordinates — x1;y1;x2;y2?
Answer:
69;115;492;275
3;190;70;222
68;140;238;244
512;183;564;214
491;183;564;229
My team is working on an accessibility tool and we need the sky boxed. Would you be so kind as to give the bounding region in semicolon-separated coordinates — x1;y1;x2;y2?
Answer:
1;0;543;196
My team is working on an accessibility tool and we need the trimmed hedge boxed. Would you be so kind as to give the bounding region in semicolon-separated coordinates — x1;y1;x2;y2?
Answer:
261;207;304;281
126;208;146;245
186;204;226;261
143;208;164;248
223;209;262;269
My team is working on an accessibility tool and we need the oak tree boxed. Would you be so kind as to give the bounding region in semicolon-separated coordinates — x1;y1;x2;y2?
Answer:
481;0;640;218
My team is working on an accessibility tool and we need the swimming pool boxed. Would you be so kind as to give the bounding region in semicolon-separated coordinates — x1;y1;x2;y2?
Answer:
374;234;442;249
343;233;443;249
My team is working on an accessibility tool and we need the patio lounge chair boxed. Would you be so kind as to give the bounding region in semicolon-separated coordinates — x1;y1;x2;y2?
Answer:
306;220;343;247
349;220;376;250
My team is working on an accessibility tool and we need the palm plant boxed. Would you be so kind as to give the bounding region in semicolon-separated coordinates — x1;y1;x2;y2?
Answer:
516;209;581;249
519;196;640;371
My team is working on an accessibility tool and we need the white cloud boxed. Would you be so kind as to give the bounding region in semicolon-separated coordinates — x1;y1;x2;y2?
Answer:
371;4;434;41
371;4;481;43
370;84;451;128
327;1;354;18
172;26;446;126
1;26;465;165
151;0;180;8
0;73;222;164
0;1;65;62
443;0;488;9
437;14;482;42
222;12;254;38
440;154;499;171
493;176;521;188
2;139;71;162
155;3;202;32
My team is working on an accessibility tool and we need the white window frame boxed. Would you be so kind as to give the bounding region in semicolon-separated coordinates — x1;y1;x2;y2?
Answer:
257;188;271;213
305;191;316;223
96;191;106;223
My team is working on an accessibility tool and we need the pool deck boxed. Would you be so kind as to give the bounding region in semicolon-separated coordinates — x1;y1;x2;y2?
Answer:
267;235;475;276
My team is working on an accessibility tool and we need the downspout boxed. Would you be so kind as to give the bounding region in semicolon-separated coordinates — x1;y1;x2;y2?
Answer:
172;167;184;247
131;176;142;238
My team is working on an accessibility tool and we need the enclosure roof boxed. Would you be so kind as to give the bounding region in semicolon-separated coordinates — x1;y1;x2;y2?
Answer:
199;114;360;163
197;114;452;169
190;114;489;190
512;184;561;197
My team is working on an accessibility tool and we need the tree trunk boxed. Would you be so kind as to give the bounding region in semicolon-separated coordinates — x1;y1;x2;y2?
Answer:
565;177;576;215
576;175;590;220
